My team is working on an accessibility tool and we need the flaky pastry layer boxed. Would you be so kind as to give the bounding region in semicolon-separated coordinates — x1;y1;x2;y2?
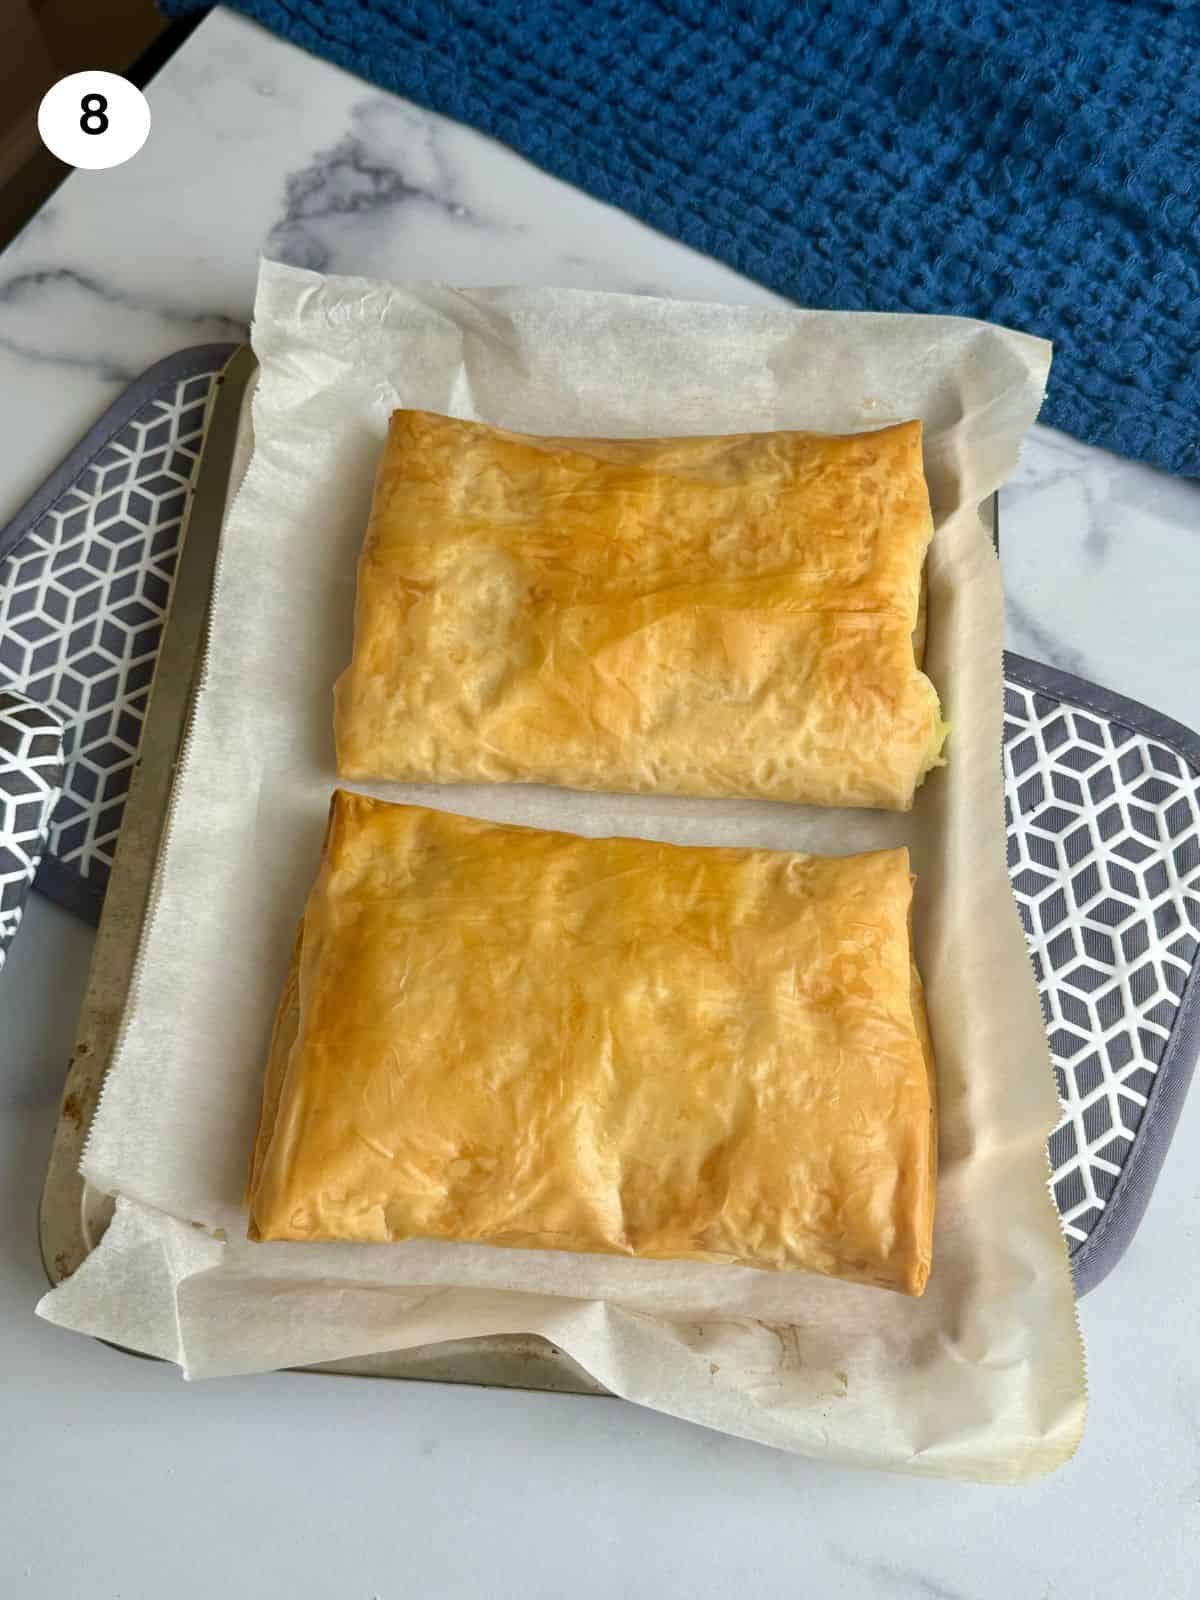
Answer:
248;793;937;1295
334;412;946;809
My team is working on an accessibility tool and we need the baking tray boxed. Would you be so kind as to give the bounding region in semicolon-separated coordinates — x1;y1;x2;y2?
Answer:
35;344;1200;1369
37;346;604;1395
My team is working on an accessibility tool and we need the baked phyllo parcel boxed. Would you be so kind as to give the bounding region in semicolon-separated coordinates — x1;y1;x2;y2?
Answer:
334;411;946;811
248;793;937;1296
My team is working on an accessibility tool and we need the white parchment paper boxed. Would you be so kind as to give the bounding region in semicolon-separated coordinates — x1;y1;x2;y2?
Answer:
39;260;1086;1480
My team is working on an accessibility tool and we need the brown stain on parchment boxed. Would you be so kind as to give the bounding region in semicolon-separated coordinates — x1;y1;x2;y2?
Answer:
757;1323;849;1398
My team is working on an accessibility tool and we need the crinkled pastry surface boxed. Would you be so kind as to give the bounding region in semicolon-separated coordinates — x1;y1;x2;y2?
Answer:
334;412;945;809
248;793;937;1295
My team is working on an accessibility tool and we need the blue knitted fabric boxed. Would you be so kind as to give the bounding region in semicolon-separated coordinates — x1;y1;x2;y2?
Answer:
166;1;1200;474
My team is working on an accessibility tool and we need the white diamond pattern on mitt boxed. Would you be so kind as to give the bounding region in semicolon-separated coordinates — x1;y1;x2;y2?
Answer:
1005;683;1200;1243
0;374;214;888
0;690;65;971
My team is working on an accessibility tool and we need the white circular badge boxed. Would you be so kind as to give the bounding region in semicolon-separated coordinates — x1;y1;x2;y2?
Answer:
37;72;151;171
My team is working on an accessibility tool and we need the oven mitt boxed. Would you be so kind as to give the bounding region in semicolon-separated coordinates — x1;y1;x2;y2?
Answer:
0;689;65;973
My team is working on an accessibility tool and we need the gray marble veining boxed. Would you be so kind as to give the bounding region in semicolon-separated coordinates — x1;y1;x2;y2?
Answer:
1003;423;1200;722
266;98;501;273
0;265;244;381
825;1546;975;1600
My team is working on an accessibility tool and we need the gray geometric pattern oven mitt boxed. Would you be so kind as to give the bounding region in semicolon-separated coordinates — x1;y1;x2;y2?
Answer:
0;689;65;973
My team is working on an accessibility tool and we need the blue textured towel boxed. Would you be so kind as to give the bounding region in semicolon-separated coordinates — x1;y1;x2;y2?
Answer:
166;1;1200;474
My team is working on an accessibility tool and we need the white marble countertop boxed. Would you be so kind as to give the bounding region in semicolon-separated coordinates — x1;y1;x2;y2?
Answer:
2;9;1198;1596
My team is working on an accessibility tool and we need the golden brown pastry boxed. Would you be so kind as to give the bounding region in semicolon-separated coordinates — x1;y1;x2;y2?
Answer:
248;793;937;1295
334;411;946;810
